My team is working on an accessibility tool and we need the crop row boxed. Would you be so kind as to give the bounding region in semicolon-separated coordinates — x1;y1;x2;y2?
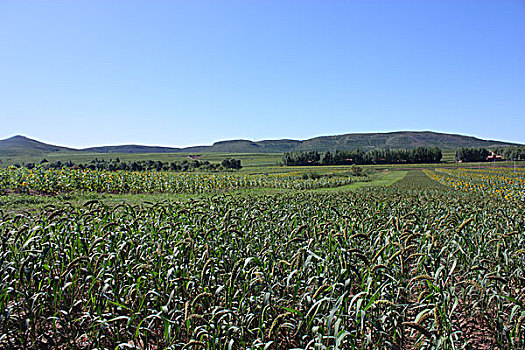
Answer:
424;168;525;201
1;188;523;349
0;168;364;195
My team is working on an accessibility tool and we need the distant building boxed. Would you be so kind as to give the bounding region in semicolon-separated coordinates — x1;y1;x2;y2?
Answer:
486;152;503;161
188;155;201;160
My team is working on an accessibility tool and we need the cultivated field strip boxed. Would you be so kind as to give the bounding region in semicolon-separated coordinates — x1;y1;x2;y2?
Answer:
1;189;524;349
0;168;364;195
425;167;525;201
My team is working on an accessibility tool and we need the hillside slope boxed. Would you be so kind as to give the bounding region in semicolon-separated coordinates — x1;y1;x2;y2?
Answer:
183;139;301;153
0;135;76;156
0;132;521;157
83;145;181;153
295;131;516;151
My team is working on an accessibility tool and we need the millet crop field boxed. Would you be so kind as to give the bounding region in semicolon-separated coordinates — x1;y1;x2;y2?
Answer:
0;166;524;349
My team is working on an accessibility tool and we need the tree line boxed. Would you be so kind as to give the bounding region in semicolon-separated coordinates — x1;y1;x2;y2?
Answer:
455;146;525;162
283;147;443;166
16;157;242;172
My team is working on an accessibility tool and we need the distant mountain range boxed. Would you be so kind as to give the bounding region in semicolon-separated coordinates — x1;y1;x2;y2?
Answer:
0;132;522;157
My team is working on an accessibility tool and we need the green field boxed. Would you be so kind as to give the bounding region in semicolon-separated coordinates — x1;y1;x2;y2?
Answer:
0;161;524;349
2;149;522;175
0;152;284;169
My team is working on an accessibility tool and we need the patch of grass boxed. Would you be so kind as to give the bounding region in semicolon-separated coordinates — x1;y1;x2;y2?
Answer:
390;169;446;190
308;170;407;193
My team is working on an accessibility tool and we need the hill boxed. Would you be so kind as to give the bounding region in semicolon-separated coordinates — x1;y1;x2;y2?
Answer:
0;135;76;156
0;132;521;157
295;131;518;152
83;145;181;153
183;139;301;153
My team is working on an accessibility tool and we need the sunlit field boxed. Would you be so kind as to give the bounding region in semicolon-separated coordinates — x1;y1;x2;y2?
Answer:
0;167;523;349
2;0;525;347
0;167;366;195
425;167;525;201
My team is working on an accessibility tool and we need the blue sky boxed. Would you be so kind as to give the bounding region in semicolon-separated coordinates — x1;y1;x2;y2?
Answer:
1;0;524;148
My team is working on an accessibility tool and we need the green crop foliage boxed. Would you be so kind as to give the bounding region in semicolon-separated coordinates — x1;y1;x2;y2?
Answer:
0;167;366;195
426;167;525;201
0;169;524;349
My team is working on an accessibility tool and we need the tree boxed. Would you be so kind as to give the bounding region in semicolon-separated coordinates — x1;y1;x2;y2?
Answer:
221;158;242;170
455;147;489;162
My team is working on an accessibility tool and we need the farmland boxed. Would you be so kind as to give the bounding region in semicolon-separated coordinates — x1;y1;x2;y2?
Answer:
426;167;525;201
0;165;524;349
0;167;367;196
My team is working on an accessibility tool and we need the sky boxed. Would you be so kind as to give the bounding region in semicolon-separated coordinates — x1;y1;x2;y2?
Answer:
0;0;524;148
